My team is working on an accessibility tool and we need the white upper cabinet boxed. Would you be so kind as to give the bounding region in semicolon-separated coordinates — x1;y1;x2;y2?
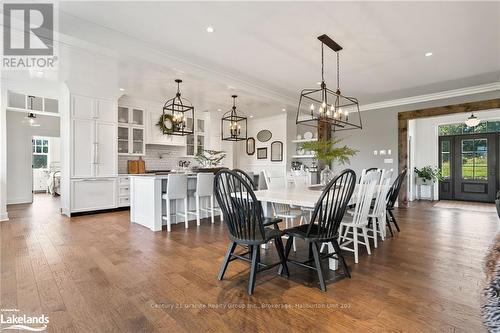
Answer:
72;95;94;119
146;110;185;146
95;99;116;123
117;105;145;155
71;95;116;122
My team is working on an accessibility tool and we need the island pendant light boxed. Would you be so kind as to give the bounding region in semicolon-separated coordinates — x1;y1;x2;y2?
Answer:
160;79;194;136
465;113;480;127
221;95;247;141
296;34;362;132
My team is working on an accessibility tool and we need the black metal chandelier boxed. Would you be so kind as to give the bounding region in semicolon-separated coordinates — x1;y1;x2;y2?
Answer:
221;95;247;141
160;79;194;136
296;34;362;132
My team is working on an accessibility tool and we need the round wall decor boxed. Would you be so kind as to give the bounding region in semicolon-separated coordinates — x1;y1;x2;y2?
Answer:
256;129;272;142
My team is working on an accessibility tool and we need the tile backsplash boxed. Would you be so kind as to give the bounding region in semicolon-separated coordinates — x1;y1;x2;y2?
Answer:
118;144;196;173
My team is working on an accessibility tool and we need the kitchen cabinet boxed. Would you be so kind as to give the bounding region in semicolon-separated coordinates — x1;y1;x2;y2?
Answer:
118;105;145;155
186;117;206;156
71;94;116;123
71;178;117;212
117;175;130;207
146;110;186;146
71;119;117;178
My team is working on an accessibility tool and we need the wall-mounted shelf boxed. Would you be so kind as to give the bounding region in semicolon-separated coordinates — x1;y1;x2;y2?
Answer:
292;138;318;144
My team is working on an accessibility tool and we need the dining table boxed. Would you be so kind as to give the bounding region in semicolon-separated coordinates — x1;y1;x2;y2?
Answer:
253;184;380;271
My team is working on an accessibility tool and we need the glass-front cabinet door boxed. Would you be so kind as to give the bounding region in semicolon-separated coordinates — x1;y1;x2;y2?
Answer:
185;117;206;157
118;126;129;154
132;128;144;155
117;105;145;156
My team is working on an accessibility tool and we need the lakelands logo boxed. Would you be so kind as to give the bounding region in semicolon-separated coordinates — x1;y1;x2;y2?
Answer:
2;2;58;69
0;309;49;331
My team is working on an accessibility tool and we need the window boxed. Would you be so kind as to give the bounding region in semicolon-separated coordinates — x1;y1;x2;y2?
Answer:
440;140;451;179
32;137;49;169
439;119;500;136
461;139;487;180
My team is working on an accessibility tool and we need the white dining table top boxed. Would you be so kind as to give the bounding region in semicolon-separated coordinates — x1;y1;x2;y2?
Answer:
253;184;379;208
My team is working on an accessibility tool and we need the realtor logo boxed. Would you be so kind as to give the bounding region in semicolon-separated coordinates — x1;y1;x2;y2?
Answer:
2;2;58;69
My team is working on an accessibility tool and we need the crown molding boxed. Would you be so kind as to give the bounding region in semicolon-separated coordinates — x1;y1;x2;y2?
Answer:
359;82;500;112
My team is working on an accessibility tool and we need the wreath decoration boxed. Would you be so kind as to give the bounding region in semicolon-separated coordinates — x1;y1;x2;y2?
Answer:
156;113;175;135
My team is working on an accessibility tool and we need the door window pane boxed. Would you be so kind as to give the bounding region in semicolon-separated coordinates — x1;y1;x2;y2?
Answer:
461;139;488;180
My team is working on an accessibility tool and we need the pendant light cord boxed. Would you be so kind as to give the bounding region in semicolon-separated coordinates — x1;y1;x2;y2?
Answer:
336;52;340;92
321;43;325;83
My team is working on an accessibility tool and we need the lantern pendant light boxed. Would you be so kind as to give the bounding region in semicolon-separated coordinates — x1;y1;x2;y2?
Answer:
221;95;247;141
160;79;194;136
296;34;362;132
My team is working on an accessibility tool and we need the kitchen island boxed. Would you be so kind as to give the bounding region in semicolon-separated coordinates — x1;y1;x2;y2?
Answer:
129;172;221;232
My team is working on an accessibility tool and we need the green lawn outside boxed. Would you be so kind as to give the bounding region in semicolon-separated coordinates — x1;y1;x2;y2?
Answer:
441;158;487;179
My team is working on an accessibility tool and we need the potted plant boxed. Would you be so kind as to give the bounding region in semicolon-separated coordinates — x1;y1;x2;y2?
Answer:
301;138;358;184
195;149;226;168
414;166;443;184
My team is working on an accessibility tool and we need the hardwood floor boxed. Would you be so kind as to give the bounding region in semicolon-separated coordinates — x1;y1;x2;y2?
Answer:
1;194;497;332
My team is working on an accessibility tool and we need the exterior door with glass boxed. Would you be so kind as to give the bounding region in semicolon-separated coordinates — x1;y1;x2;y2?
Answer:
453;133;496;202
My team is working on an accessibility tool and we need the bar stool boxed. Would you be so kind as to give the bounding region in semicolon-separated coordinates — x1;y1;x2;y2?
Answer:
195;173;222;225
162;174;189;232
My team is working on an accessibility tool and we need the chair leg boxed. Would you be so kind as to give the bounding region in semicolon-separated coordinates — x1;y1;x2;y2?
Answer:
218;242;236;280
353;228;359;264
308;242;313;259
388;210;400;232
210;195;215;224
248;245;259;295
362;227;371;255
166;199;171;232
386;213;394;237
372;219;378;248
184;198;189;229
331;240;350;278
289;218;297;252
284;236;294;261
274;237;289;277
195;195;200;226
311;242;326;292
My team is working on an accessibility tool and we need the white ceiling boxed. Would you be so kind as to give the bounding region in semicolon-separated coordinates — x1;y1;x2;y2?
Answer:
4;1;500;118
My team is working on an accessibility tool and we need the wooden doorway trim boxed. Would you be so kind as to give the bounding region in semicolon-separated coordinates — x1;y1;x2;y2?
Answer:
397;98;500;205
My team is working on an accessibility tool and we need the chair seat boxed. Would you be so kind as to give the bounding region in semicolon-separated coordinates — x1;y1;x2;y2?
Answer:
340;214;368;227
284;224;334;240
230;227;283;245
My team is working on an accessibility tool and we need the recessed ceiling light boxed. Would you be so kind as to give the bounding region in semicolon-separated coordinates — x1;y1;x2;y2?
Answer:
206;26;214;33
217;108;221;112
425;52;433;57
249;115;254;118
317;81;321;85
119;88;125;91
282;108;286;112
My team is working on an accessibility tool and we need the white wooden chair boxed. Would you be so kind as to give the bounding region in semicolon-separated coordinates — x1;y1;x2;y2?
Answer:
162;174;189;232
367;169;393;248
194;173;222;226
261;170;306;252
339;170;380;263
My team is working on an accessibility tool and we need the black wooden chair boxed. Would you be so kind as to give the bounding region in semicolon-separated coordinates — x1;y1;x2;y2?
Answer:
385;168;407;236
281;169;357;292
214;170;289;295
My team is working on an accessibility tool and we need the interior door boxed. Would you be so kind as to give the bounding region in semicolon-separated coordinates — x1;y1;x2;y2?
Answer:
438;137;453;200
453;133;496;202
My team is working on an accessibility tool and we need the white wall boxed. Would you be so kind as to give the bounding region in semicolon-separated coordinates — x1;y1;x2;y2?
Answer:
6;112;60;204
410;108;500;200
235;113;289;176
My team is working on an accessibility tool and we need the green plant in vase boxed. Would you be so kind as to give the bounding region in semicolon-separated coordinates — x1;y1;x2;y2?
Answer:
301;138;358;184
414;166;444;184
195;149;226;168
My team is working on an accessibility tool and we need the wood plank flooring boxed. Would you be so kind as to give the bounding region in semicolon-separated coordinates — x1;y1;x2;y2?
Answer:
1;194;498;332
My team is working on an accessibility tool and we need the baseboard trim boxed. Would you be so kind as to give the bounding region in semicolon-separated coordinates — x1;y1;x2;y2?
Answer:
0;212;9;222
